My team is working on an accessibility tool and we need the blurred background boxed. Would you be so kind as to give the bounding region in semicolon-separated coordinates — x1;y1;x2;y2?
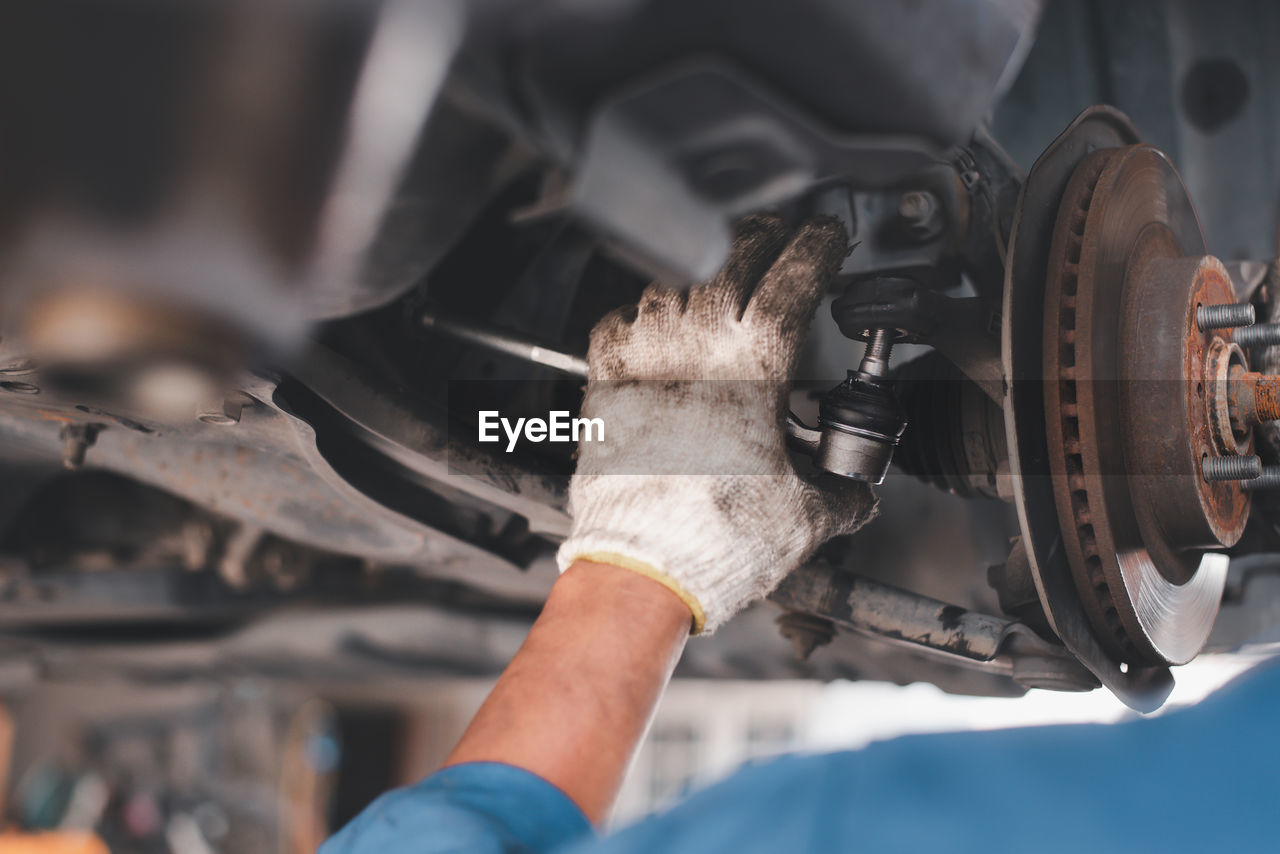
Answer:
0;653;1266;851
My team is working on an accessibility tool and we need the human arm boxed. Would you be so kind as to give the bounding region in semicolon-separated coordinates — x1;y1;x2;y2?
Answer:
321;561;687;854
442;559;691;824
322;215;877;852
444;214;876;821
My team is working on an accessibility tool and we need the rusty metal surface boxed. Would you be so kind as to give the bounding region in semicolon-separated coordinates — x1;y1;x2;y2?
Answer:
1002;106;1176;709
1210;339;1252;457
770;562;1098;692
1128;262;1246;559
1255;263;1280;460
773;566;1006;662
0;363;565;603
282;346;571;538
1228;367;1280;427
1042;144;1229;667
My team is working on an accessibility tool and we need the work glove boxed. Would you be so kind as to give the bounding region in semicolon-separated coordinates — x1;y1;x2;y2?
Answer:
556;215;877;634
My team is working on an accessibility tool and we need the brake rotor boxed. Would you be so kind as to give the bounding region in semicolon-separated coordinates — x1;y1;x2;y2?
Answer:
1042;144;1233;667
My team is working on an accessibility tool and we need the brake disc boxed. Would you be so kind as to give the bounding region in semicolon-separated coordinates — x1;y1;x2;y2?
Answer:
1041;144;1233;667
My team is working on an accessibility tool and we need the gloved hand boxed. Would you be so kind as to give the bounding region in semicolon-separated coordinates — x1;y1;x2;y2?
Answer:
556;215;877;634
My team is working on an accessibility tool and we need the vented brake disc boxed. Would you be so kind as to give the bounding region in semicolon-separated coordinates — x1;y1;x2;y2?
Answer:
1041;145;1235;667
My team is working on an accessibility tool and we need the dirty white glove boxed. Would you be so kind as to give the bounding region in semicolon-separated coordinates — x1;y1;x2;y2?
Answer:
556;215;877;634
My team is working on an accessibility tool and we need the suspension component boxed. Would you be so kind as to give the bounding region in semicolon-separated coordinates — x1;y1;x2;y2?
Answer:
787;322;908;484
892;352;1008;499
811;349;907;483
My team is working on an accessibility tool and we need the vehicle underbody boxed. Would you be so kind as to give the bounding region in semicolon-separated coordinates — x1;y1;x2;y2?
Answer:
3;0;1280;710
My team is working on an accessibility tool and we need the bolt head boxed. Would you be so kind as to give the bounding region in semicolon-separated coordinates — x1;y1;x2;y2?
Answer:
898;191;935;222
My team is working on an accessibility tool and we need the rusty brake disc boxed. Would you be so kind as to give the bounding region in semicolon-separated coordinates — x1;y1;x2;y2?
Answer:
1042;144;1232;667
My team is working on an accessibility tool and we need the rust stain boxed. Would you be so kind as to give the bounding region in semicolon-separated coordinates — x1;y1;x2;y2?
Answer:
34;409;74;424
1253;376;1280;422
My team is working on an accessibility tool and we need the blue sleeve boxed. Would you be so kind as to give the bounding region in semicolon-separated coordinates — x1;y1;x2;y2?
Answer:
562;660;1280;854
321;762;593;854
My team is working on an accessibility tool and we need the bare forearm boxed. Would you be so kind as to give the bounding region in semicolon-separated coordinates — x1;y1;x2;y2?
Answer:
443;560;691;824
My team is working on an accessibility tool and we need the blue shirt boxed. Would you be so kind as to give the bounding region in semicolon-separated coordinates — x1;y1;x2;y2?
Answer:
323;660;1280;854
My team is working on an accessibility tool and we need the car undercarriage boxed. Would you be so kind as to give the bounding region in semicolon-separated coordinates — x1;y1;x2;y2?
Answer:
3;0;1280;711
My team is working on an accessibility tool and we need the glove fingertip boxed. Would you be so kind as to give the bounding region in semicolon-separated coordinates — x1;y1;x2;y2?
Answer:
743;215;849;334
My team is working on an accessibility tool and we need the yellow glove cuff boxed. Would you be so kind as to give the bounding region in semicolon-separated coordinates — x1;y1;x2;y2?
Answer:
570;551;707;635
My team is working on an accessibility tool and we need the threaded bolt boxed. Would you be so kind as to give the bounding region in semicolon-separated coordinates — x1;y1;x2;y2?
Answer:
1242;467;1280;491
1232;371;1280;424
1233;322;1280;348
1197;302;1255;331
859;328;895;377
897;191;941;240
898;191;935;222
1202;453;1262;482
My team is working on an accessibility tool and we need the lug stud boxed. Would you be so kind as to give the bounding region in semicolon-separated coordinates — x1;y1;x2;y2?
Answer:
1233;321;1280;348
1197;302;1255;331
1202;454;1262;482
1242;467;1280;491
